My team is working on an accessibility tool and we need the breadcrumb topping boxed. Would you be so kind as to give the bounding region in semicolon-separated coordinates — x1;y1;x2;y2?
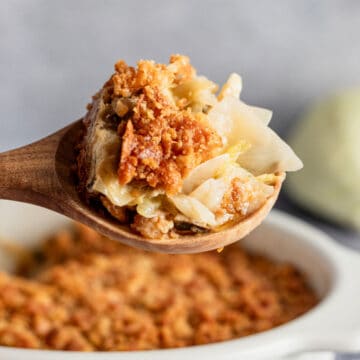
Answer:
0;224;317;351
104;55;223;194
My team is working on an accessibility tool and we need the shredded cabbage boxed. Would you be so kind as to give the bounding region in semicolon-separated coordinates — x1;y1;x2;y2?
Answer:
183;160;274;224
172;76;218;111
170;195;217;227
182;154;231;194
249;106;273;125
137;197;162;218
218;73;242;101
208;95;303;174
190;178;229;212
90;129;136;207
93;176;135;207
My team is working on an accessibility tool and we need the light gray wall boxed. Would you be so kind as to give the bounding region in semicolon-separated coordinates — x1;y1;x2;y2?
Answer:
1;0;360;151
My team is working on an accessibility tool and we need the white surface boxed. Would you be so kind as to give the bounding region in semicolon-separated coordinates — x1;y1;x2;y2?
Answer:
285;352;335;360
1;202;360;359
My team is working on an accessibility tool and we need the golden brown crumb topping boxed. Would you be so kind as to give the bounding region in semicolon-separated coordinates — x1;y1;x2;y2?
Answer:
103;55;223;194
0;224;317;351
221;177;268;216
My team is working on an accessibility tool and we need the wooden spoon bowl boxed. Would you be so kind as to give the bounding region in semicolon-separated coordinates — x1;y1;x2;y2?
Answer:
0;121;284;253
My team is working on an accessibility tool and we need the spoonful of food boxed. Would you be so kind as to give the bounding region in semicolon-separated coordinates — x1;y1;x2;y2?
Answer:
0;55;301;253
0;120;284;253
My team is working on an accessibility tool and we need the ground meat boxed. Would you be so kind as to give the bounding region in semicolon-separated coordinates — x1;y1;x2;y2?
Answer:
131;214;174;239
100;196;128;223
0;224;317;351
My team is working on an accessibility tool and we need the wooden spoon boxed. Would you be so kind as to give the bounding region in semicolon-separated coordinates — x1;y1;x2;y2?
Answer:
0;120;284;253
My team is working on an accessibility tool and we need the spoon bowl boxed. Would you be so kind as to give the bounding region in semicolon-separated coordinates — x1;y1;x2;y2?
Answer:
0;120;284;253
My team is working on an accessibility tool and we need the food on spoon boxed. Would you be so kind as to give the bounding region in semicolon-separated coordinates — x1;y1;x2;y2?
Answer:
77;55;302;239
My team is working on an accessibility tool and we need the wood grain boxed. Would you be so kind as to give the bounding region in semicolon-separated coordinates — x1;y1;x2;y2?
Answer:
0;121;285;253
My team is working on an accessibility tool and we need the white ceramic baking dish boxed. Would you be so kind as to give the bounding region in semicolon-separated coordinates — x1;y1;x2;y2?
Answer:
0;200;360;360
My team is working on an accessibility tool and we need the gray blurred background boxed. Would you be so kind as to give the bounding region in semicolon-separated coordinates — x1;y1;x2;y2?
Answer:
1;0;360;149
0;0;359;249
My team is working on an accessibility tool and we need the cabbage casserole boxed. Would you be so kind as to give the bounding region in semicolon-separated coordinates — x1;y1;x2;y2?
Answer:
77;55;302;239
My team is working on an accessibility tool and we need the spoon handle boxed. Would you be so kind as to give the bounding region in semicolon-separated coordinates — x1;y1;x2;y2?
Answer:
0;127;67;208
